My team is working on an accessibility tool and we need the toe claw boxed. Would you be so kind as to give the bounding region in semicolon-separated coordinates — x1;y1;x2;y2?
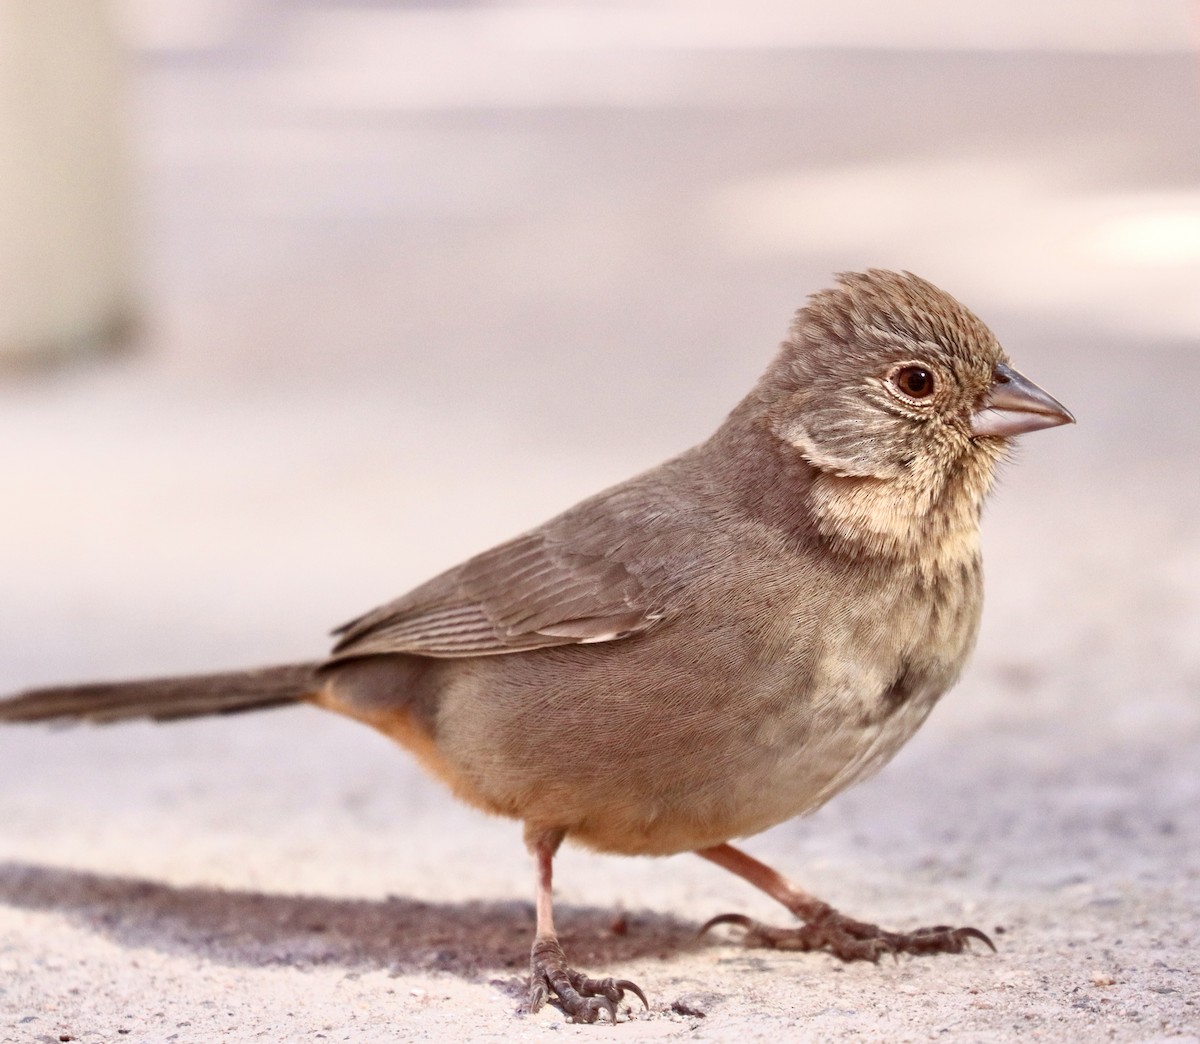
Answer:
598;997;618;1024
527;980;548;1014
615;979;650;1010
876;937;900;963
958;926;997;952
699;912;755;937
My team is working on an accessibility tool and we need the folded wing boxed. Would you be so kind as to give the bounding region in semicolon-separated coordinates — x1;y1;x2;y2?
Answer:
329;530;665;660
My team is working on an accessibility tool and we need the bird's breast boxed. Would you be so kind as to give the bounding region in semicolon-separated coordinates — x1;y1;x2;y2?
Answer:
727;557;984;830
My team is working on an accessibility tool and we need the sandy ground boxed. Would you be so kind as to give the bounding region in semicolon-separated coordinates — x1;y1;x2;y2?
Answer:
2;4;1199;1041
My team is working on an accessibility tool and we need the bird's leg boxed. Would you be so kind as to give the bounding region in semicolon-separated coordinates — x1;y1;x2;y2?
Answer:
696;843;993;961
525;826;648;1023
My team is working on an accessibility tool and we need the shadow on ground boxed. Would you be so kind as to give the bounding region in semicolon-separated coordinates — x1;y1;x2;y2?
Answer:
0;862;706;979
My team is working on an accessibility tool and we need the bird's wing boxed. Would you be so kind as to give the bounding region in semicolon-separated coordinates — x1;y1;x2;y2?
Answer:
328;529;666;660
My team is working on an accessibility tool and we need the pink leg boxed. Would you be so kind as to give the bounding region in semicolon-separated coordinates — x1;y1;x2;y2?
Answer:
697;843;994;961
526;827;648;1022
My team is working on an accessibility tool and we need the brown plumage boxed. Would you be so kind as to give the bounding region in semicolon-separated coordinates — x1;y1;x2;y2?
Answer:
0;270;1073;1023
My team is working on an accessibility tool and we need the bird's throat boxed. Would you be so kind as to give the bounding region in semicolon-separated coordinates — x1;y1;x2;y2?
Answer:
805;449;999;578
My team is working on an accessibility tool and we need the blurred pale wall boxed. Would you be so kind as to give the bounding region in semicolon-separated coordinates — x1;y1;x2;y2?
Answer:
0;0;131;363
2;1;1195;367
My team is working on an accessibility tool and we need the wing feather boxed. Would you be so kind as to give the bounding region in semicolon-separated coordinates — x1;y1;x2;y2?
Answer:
329;529;665;660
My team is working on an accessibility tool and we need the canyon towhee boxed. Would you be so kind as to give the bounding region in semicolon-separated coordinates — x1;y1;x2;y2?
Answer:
1;270;1073;1022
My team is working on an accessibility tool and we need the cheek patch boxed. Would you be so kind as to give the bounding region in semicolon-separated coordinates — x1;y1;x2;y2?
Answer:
771;409;908;481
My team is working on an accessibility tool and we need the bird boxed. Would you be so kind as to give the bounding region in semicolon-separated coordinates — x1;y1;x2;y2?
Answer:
0;270;1073;1023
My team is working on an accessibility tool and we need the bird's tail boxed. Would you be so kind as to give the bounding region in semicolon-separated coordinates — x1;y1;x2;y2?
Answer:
0;663;320;725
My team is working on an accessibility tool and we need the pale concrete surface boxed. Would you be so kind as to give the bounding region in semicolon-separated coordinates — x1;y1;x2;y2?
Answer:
2;4;1199;1041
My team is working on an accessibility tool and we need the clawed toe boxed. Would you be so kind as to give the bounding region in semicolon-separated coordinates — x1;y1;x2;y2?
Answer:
895;923;996;955
699;912;755;937
529;937;648;1023
702;909;995;962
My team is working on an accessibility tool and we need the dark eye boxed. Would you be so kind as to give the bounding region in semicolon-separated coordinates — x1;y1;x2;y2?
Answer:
891;366;935;400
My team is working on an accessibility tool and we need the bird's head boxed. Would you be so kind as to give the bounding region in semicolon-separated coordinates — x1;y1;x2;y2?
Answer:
765;269;1072;481
754;270;1073;567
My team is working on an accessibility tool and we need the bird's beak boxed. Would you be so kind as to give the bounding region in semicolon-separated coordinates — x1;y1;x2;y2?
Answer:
970;362;1075;438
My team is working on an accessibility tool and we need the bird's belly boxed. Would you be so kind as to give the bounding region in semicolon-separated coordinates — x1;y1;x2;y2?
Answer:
508;666;948;857
432;589;973;857
737;680;944;832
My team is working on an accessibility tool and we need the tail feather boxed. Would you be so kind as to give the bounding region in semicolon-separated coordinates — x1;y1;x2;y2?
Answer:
0;663;320;724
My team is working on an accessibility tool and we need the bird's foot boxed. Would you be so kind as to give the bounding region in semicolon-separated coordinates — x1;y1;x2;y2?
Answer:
528;936;649;1023
701;909;994;962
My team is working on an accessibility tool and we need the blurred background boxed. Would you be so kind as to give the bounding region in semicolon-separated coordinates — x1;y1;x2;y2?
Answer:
1;2;1198;1039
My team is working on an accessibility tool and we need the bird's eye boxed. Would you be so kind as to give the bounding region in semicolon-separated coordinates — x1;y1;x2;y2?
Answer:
890;366;935;400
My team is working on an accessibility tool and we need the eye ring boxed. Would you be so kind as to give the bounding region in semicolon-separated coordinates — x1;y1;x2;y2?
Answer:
888;364;937;402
